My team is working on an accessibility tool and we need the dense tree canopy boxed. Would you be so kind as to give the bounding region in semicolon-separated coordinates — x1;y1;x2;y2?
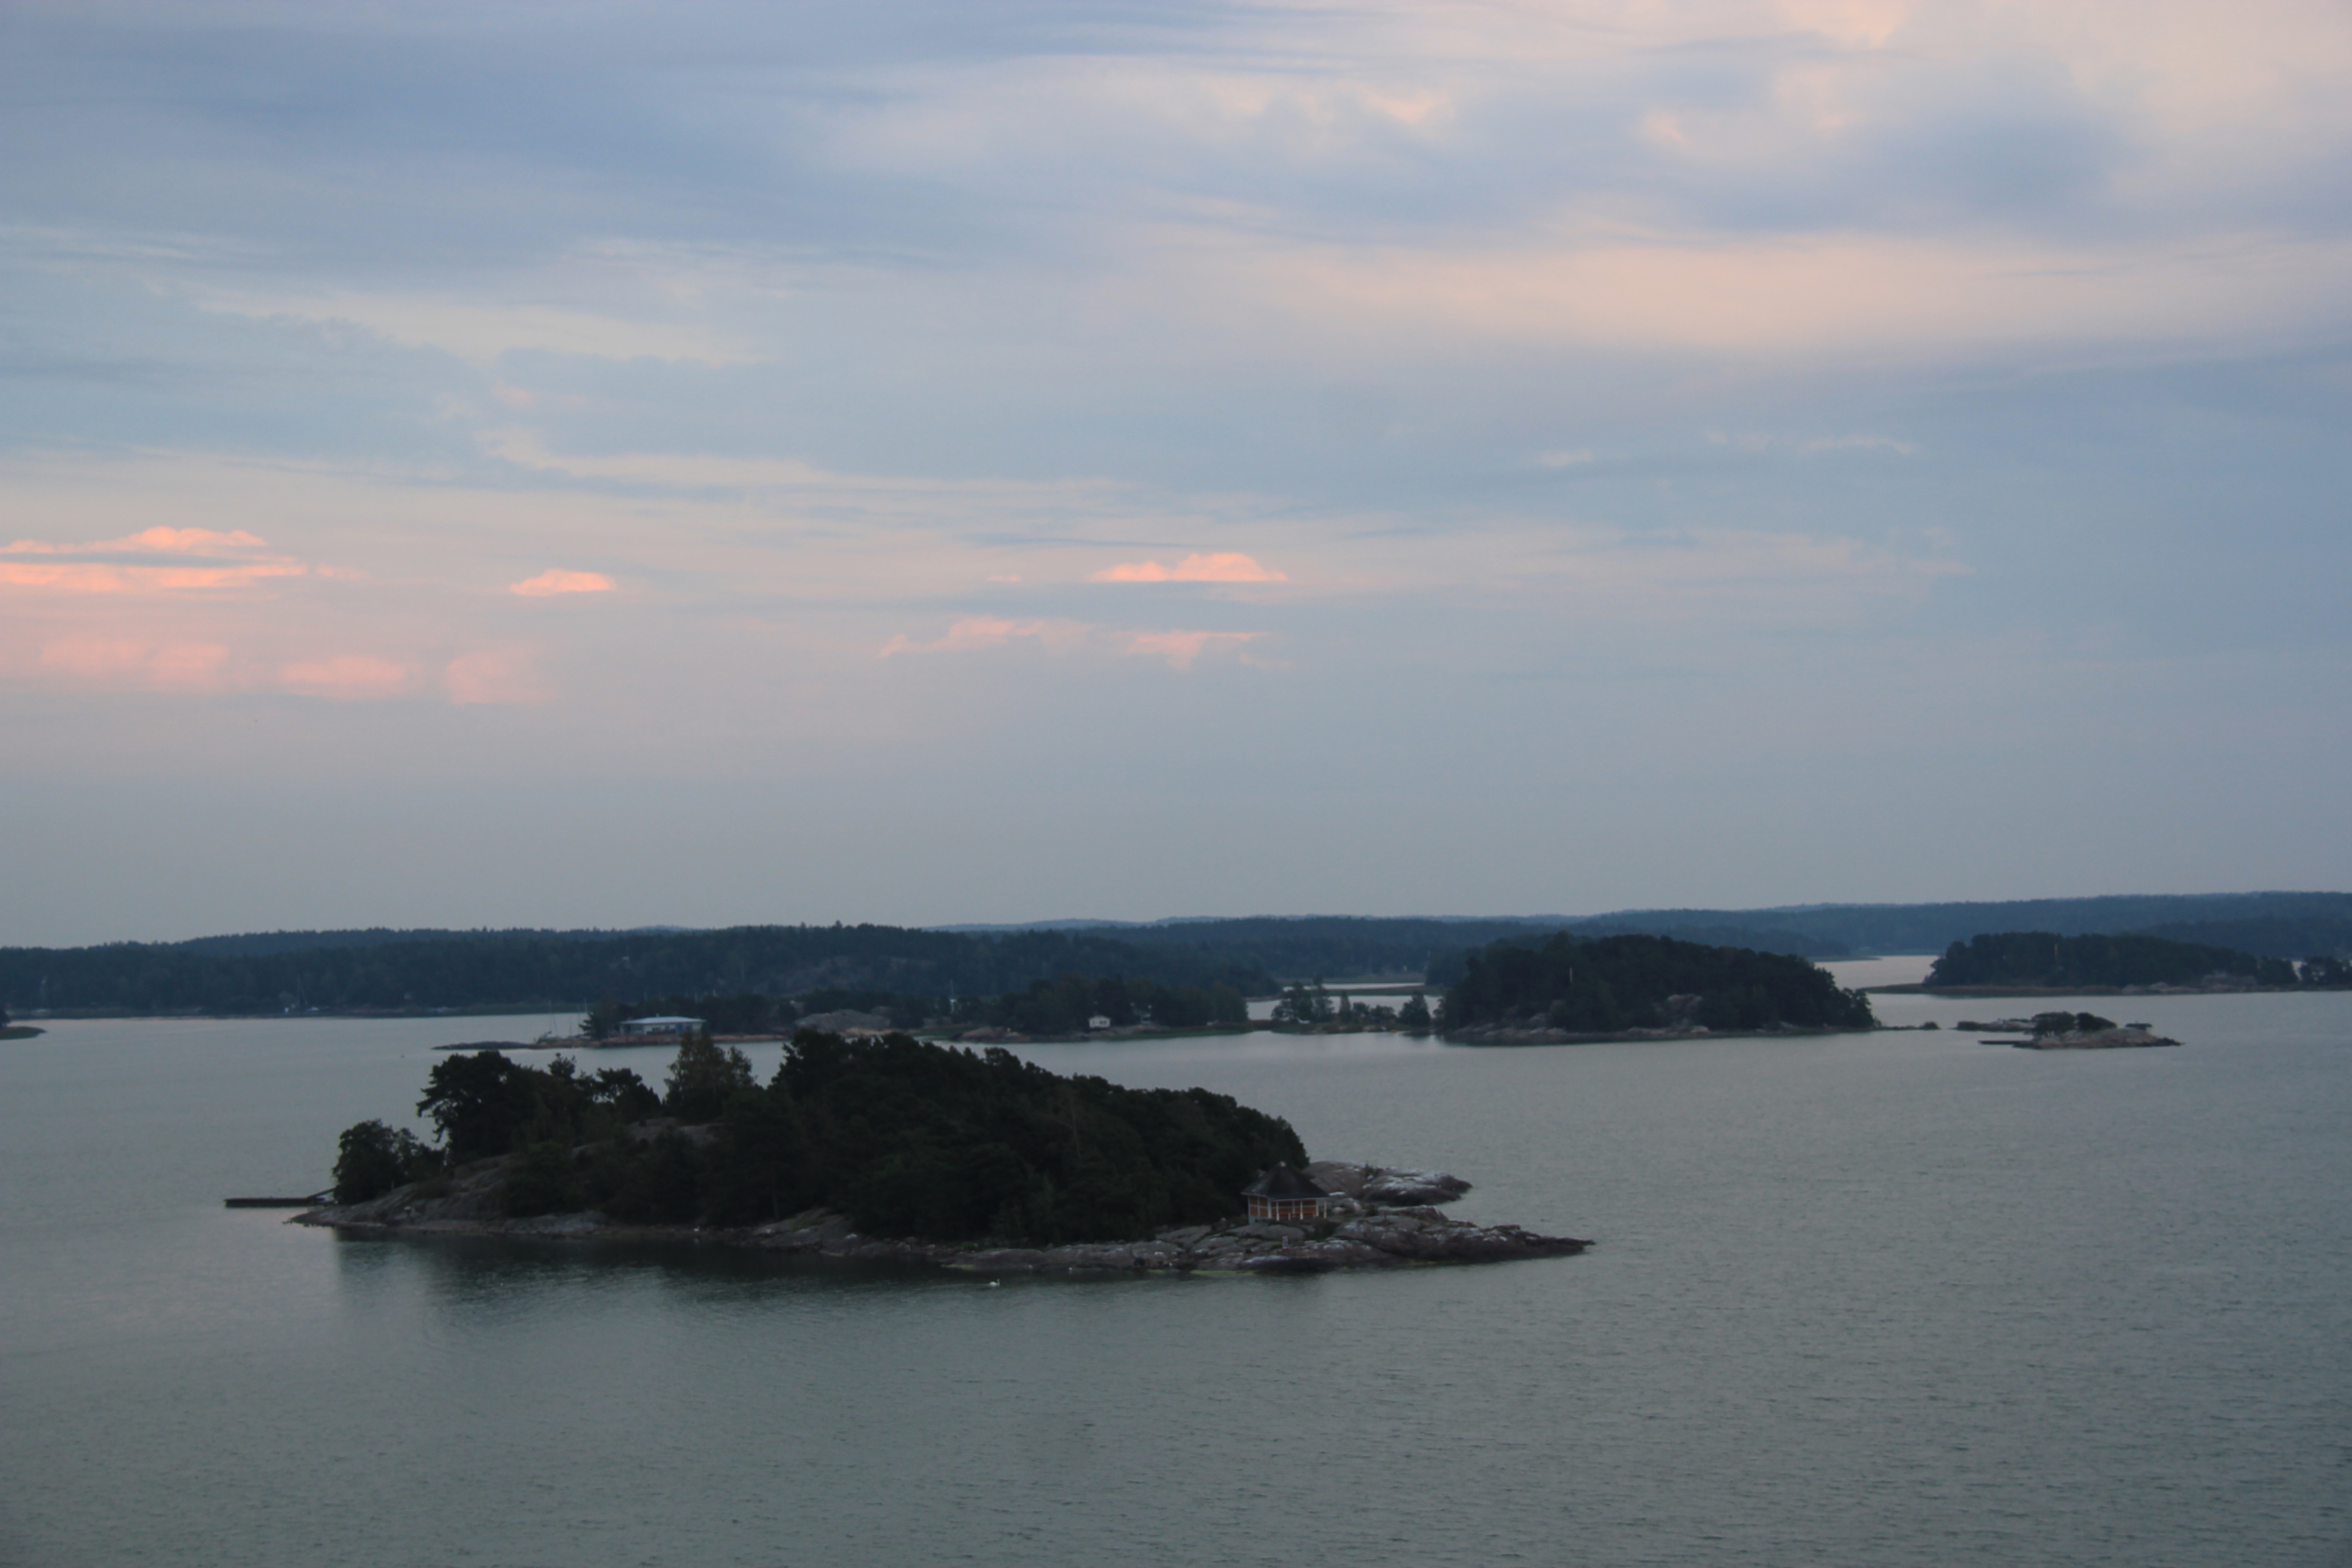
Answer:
1439;932;1876;1034
338;1032;1307;1244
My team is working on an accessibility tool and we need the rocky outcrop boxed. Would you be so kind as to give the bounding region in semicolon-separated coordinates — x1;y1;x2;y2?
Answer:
1306;1160;1473;1206
733;1204;1588;1274
294;1158;1590;1275
2010;1024;2180;1050
1967;1010;2183;1049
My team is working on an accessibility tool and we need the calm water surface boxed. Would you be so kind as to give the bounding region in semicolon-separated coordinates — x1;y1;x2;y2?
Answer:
5;981;2350;1567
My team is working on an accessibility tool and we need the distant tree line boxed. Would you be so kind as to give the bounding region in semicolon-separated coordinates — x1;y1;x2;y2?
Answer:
1439;932;1877;1034
1268;979;1432;1033
1926;931;2346;989
20;896;2352;1018
332;1032;1306;1244
2129;916;2352;962
965;974;1249;1035
1564;892;2352;957
581;974;1250;1041
0;925;1274;1017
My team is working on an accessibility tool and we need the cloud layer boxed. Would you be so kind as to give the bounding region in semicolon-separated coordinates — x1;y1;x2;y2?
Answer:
1;0;2348;938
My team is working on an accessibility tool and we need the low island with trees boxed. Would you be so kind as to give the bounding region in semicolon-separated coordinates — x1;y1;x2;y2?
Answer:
299;1031;1590;1274
1436;931;1878;1043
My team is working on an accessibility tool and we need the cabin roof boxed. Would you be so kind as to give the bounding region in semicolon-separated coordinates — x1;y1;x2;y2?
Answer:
1241;1163;1328;1200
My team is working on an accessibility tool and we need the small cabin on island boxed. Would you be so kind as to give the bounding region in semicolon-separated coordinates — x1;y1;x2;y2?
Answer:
1242;1164;1328;1222
618;1015;706;1039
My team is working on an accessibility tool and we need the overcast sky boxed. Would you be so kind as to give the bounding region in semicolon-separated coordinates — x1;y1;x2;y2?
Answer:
5;0;2348;946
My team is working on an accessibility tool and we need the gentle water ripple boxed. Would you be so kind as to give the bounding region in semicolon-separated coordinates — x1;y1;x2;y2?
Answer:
4;1001;2350;1566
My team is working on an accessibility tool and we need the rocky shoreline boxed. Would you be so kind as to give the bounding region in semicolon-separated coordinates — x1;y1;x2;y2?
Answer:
294;1159;1591;1276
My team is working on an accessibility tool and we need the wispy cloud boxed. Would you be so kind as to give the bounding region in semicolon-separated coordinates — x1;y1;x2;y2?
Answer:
0;526;309;594
1092;552;1285;583
509;569;615;598
197;290;758;368
878;617;1093;658
878;616;1268;671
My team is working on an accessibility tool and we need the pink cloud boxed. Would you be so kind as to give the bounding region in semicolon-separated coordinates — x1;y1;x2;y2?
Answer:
1091;553;1286;584
3;527;270;558
442;648;549;706
0;528;306;594
1122;630;1266;669
879;617;1090;657
509;568;615;597
278;655;415;700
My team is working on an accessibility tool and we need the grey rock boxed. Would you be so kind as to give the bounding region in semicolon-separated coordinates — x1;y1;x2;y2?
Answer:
1362;1169;1472;1205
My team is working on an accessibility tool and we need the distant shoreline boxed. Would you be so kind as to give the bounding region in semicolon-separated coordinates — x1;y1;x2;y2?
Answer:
1870;983;2295;997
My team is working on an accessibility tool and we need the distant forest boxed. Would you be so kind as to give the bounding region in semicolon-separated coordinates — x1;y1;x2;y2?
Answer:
1588;892;2352;958
1439;932;1877;1035
0;926;1273;1018
335;1032;1307;1243
1926;932;2348;990
9;891;2348;1017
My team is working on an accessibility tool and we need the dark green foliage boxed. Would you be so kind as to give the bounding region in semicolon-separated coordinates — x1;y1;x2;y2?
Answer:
1553;923;1850;960
347;1032;1306;1244
598;1129;706;1225
2302;956;2352;987
1273;979;1334;1025
765;1032;1304;1241
505;1140;586;1217
1927;932;2296;989
332;1119;441;1203
662;1032;755;1121
1440;933;1876;1034
417;1051;657;1162
1398;991;1432;1032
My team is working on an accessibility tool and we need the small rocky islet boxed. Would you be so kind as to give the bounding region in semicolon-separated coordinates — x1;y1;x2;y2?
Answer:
295;1158;1591;1276
1958;1011;2183;1049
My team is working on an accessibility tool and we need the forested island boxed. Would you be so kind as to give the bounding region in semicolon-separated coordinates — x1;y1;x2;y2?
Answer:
304;1033;1589;1273
1438;932;1877;1042
1918;932;2352;993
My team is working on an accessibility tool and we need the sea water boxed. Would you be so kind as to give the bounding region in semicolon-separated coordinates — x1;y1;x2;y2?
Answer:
4;979;2349;1566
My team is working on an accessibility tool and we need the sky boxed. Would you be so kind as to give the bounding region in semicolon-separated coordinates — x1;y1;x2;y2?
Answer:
4;0;2349;946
